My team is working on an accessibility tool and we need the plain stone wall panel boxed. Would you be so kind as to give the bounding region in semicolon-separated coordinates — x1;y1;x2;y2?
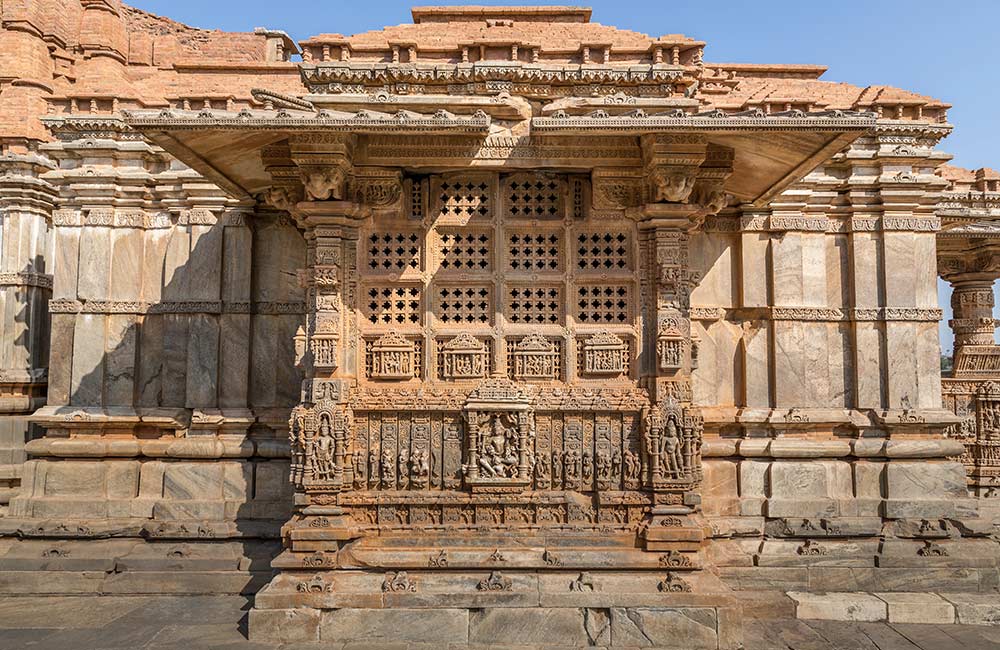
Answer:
70;314;106;406
76;226;110;300
104;314;137;406
186;314;219;408
136;314;164;407
739;232;769;307
109;228;143;301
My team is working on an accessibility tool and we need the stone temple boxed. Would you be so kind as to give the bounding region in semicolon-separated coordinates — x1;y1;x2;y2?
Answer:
1;3;999;647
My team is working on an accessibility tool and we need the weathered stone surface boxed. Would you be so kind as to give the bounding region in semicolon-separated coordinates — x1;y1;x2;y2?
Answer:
3;4;999;638
249;608;321;643
875;592;955;624
941;593;1000;625
323;608;468;644
789;591;887;622
609;607;718;648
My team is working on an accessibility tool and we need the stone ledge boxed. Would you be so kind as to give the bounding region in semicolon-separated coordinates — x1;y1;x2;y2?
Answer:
790;591;1000;626
249;603;743;648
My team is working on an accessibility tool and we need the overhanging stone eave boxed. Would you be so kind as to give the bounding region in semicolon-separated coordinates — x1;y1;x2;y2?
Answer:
123;109;493;199
531;114;874;204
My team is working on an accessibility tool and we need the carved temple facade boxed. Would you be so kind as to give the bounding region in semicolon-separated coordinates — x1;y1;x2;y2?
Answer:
1;3;999;646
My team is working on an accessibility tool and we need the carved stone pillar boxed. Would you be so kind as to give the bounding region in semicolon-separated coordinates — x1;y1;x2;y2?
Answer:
288;202;360;510
950;280;997;348
0;153;55;509
636;135;732;549
939;245;1000;377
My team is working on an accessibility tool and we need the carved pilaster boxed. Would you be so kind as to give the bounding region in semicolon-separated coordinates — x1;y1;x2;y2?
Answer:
939;244;1000;377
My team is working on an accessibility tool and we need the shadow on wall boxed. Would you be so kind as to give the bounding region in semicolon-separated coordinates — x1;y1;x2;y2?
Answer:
16;209;308;544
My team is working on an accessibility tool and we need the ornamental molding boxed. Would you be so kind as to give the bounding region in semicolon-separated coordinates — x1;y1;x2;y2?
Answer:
703;214;940;233
123;108;492;134
0;272;53;290
346;385;649;412
48;300;304;315
51;209;248;229
683;306;943;322
533;108;876;133
301;62;695;98
361;134;641;167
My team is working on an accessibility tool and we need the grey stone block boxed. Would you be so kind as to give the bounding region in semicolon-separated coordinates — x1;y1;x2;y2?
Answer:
788;591;886;622
609;607;718;648
249;607;321;643
322;608;469;644
469;607;599;646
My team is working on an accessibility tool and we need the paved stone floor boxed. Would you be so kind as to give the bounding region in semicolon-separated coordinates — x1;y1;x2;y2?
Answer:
1;595;999;649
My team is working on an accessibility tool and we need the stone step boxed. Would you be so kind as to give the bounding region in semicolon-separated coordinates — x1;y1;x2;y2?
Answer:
789;591;1000;626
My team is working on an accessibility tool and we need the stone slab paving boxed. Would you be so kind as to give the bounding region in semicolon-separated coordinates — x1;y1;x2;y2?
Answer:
0;595;998;650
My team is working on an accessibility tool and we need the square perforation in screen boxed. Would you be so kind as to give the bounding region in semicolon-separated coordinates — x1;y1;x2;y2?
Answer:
576;284;630;324
506;176;564;219
364;285;422;326
438;179;492;219
367;232;421;272
506;285;562;325
440;231;492;271
508;231;562;272
435;285;493;324
577;231;631;271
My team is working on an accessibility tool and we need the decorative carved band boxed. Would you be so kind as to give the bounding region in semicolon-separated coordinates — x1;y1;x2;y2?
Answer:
51;209;249;229
704;215;941;233
685;306;942;322
49;300;305;315
0;272;53;290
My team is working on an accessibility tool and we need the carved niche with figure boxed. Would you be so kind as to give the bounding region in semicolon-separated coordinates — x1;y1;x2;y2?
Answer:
289;170;705;530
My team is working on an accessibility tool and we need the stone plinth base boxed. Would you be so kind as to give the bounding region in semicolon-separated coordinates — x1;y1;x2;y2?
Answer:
0;538;279;595
249;569;742;648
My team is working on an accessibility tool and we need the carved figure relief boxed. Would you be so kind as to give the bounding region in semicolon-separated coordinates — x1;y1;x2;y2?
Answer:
650;167;696;203
369;332;416;380
290;171;701;533
302;166;348;200
441;333;488;380
289;399;352;491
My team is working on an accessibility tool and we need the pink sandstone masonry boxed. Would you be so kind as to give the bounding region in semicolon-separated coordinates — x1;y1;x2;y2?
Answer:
0;3;999;647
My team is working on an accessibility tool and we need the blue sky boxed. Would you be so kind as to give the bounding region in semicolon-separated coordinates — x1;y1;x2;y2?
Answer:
128;0;1000;352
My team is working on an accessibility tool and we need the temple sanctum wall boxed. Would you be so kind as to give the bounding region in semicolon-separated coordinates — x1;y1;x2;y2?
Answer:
1;2;1000;646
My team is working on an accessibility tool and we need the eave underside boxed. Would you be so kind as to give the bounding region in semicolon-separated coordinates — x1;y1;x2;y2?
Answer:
121;108;875;204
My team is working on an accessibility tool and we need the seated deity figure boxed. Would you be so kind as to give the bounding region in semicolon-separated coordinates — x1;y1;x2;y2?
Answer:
479;415;518;478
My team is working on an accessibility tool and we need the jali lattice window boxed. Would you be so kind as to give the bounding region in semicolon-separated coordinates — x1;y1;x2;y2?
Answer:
508;232;562;272
439;231;492;271
365;285;422;325
506;286;562;325
577;284;630;324
438;178;491;219
504;174;564;219
577;232;630;271
367;232;421;272
435;285;492;324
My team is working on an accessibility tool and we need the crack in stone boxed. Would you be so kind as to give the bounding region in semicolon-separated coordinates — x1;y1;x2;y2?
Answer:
623;608;654;647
